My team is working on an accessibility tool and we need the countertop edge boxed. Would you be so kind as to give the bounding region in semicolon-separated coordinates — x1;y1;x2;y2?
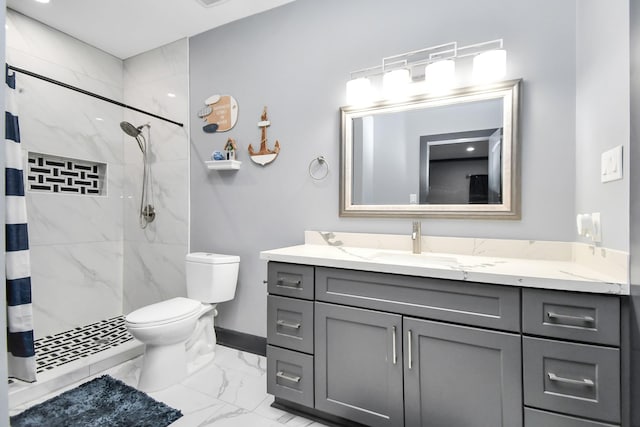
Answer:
260;248;629;296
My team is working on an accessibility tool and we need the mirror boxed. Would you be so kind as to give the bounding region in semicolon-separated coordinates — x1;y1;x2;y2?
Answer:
340;79;520;219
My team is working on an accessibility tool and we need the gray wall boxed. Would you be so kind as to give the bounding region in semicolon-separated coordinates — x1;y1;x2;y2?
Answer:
629;0;639;424
189;0;580;336
1;1;9;424
428;159;488;204
575;0;630;251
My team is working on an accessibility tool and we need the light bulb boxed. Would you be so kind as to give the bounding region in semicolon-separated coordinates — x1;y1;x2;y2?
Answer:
346;77;372;106
424;59;456;93
382;69;411;100
472;49;506;84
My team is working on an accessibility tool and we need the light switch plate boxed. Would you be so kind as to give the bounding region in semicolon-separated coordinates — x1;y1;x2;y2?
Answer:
601;145;623;183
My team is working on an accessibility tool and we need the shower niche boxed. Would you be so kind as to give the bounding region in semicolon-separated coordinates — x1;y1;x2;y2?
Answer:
27;152;107;196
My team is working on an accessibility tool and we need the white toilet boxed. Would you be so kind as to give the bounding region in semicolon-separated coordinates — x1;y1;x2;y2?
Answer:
125;252;240;392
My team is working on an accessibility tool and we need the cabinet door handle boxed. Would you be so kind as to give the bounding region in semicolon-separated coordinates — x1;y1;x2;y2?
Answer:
547;312;595;324
392;326;397;365
548;372;595;387
276;371;301;383
277;278;302;289
276;319;301;329
407;330;413;370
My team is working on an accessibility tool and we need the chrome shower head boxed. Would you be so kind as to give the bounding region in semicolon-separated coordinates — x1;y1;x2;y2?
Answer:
120;121;142;138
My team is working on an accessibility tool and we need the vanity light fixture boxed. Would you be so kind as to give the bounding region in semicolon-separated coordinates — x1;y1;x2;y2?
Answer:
382;68;411;100
346;77;372;106
472;48;507;84
424;59;456;93
345;39;506;105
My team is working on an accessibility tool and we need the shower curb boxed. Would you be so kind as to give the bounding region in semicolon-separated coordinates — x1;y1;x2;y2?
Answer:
9;338;143;410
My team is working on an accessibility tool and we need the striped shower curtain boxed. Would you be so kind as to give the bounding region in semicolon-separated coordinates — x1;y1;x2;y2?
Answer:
5;65;36;382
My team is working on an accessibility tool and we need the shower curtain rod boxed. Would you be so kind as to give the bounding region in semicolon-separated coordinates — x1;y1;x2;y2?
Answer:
6;64;184;128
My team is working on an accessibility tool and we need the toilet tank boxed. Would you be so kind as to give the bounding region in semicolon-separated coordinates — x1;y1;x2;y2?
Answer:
185;252;240;303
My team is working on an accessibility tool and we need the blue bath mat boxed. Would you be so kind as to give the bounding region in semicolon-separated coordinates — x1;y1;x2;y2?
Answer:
10;375;182;427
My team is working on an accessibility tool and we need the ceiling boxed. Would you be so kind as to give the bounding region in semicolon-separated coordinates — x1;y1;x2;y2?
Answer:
6;0;297;59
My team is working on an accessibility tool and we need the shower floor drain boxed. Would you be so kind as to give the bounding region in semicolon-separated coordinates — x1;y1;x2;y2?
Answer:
33;316;133;374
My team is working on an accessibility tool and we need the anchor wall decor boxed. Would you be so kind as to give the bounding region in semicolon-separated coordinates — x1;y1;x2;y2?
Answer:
248;106;280;166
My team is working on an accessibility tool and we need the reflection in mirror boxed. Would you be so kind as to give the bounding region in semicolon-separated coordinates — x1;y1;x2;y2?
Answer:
420;127;502;205
341;80;520;219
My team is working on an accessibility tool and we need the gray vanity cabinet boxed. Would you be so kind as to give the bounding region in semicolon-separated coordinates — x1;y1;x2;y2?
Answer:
266;262;626;427
403;317;522;427
521;289;623;426
313;268;523;427
314;302;404;427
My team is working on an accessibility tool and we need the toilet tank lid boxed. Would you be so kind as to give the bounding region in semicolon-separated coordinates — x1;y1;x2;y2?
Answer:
186;252;240;264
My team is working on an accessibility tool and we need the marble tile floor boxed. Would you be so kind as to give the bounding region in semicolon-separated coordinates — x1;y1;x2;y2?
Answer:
10;345;329;427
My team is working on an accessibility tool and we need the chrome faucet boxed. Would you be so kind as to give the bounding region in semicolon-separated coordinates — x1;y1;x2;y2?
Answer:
411;221;422;254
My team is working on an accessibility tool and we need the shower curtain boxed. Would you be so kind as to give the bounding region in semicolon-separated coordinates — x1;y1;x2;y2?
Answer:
5;65;36;382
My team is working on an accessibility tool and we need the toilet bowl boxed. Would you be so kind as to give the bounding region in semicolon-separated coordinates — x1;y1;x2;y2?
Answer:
125;252;239;392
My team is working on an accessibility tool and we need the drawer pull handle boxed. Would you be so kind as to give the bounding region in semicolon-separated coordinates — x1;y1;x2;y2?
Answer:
548;372;595;387
392;326;397;365
276;371;301;383
407;330;413;370
547;312;595;324
276;320;301;329
277;279;302;289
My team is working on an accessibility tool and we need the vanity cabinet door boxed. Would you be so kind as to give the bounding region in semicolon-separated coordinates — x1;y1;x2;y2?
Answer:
315;302;404;427
403;317;523;427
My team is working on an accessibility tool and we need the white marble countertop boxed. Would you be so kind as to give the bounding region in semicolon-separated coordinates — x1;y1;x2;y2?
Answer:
260;231;630;295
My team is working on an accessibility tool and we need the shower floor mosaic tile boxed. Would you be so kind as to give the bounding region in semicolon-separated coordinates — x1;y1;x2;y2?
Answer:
34;316;133;374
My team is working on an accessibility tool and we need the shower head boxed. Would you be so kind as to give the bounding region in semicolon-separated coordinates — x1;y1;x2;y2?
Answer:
120;121;148;154
120;121;143;138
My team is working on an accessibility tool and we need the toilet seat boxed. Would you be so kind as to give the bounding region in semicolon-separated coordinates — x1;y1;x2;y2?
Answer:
125;297;203;328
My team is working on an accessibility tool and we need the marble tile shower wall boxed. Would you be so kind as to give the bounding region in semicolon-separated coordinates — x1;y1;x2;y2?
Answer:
122;39;190;313
6;10;124;338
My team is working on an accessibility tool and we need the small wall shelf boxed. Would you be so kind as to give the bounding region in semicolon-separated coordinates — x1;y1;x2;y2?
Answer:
205;160;241;170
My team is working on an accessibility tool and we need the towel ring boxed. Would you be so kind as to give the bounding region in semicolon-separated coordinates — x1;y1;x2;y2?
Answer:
308;156;329;180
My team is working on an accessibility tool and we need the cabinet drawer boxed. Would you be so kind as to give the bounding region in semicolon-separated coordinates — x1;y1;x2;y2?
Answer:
267;295;314;354
523;289;620;346
268;262;314;300
524;408;619;427
316;267;521;332
267;345;314;408
523;337;620;423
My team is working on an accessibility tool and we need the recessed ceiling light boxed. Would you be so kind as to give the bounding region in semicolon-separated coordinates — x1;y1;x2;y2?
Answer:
167;93;176;98
34;0;51;4
466;147;475;152
95;117;104;121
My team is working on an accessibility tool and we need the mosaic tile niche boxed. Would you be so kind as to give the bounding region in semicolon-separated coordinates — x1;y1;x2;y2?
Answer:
27;152;106;196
